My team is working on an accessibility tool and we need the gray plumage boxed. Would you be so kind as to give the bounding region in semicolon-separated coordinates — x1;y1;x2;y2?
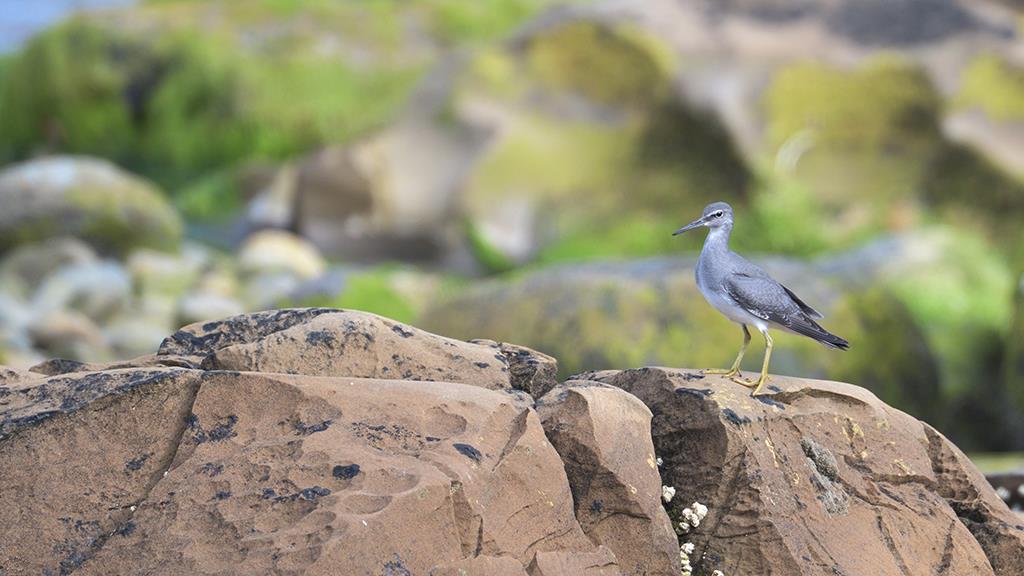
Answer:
676;201;849;350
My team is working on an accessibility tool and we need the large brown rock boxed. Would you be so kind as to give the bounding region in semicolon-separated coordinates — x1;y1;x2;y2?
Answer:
584;367;1024;576
0;310;601;575
77;372;596;574
0;367;202;574
157;308;559;397
537;382;679;575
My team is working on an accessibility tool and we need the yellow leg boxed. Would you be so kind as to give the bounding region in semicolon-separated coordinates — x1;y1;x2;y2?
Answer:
705;325;750;379
751;331;773;396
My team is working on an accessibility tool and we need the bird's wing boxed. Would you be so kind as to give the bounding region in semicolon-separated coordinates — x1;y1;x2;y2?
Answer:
723;272;803;325
724;273;848;349
728;256;824;319
779;284;824;319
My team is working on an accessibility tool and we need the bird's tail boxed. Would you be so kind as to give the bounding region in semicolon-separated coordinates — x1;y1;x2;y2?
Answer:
789;315;850;350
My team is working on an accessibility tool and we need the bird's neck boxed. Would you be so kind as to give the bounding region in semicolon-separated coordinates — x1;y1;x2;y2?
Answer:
702;224;732;255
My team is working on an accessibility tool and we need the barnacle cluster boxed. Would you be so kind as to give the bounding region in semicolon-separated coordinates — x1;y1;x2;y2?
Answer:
658;457;722;576
676;502;708;534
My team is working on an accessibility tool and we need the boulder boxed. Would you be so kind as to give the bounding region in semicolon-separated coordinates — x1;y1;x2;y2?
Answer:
0;237;97;298
157;308;558;397
27;309;111;363
78;372;596;574
537;382;679;575
0;309;605;574
126;248;202;298
454;13;750;270
0;156;182;256
583;367;1024;576
237;229;326;280
32;260;132;323
0;367;203;574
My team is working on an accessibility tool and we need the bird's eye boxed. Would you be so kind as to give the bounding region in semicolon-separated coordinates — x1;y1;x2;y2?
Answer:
713;211;724;218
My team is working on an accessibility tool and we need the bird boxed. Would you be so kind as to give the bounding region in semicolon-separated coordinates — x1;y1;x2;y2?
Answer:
673;201;849;395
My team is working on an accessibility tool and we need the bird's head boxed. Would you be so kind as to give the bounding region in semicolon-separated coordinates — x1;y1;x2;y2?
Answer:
672;201;733;235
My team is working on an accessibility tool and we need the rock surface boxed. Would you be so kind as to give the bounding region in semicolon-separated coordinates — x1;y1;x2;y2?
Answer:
584;366;1024;576
80;372;593;574
0;367;203;574
537;382;679;575
0;310;602;574
3;310;1022;575
157;308;558;397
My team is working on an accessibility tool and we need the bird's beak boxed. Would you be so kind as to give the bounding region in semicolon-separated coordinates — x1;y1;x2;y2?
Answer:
672;217;705;236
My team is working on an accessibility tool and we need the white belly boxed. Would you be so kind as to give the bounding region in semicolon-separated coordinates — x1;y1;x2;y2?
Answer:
697;276;769;332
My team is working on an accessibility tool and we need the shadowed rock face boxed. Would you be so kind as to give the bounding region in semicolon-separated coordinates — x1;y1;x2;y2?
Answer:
583;366;1024;576
1;309;1021;575
537;382;679;575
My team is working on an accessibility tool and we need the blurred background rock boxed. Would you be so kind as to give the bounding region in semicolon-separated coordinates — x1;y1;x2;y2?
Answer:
0;0;1023;466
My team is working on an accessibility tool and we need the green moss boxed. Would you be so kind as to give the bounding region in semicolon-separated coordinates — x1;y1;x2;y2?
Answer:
765;57;942;152
730;175;832;257
335;273;416;324
467;116;634;211
958;55;1024;120
883;230;1013;398
465;220;518;274
427;0;552;44
465;105;749;267
0;20;139;162
174;170;244;221
242;55;420;159
633;101;750;208
0;17;421;190
463;49;528;99
923;143;1024;223
419;263;941;396
65;183;183;254
537;213;689;265
1008;278;1024;396
525;21;674;108
830;288;944;426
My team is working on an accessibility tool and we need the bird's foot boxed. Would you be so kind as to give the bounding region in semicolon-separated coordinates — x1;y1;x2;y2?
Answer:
730;374;756;387
703;367;740;378
750;375;770;396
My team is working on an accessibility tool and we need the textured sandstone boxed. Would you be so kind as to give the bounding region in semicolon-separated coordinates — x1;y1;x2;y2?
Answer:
76;372;593;574
158;308;557;397
0;368;202;574
538;382;679;575
528;545;620;576
585;367;1024;576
